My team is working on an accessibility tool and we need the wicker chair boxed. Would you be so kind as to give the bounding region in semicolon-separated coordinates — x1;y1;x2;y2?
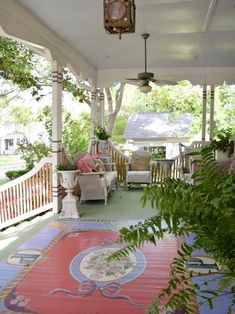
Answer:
78;169;117;205
125;150;153;189
177;142;210;182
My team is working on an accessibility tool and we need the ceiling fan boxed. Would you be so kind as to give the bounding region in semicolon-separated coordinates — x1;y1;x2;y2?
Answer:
126;33;177;94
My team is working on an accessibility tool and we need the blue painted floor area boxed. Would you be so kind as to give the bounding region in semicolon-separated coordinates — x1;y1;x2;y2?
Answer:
18;223;61;250
0;261;22;291
186;234;234;314
193;274;234;314
65;221;117;231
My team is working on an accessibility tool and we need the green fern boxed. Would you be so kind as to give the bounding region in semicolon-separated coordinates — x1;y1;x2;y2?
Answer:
110;147;235;313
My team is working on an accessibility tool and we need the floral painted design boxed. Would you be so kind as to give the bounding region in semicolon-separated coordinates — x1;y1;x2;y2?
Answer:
79;247;137;281
4;288;37;313
9;294;31;307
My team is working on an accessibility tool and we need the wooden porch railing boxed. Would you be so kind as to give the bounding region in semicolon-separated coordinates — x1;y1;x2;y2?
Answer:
151;155;182;183
92;139;211;185
189;140;210;149
98;140;209;183
94;140;183;183
95;140;128;182
0;157;53;230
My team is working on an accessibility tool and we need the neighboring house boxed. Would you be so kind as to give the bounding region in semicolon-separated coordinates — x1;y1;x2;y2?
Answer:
0;122;47;155
123;112;193;159
0;131;24;155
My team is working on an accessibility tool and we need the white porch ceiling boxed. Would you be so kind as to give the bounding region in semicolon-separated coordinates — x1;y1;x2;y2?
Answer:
1;0;235;86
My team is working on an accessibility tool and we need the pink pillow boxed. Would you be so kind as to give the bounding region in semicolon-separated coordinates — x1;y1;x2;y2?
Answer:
81;153;95;168
76;159;91;173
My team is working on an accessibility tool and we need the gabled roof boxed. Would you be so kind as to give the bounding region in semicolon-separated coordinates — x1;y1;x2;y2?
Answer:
123;112;192;139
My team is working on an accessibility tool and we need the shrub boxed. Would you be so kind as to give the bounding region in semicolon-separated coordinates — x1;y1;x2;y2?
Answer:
5;168;30;180
56;162;77;171
18;140;51;168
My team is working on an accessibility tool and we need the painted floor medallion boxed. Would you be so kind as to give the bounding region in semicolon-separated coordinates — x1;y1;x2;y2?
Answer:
0;221;180;314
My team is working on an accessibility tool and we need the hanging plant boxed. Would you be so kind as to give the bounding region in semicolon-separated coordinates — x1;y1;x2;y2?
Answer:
94;124;111;140
210;127;234;157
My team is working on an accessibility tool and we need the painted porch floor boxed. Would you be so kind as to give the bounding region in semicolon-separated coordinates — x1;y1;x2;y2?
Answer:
0;220;181;314
0;188;232;313
0;189;181;313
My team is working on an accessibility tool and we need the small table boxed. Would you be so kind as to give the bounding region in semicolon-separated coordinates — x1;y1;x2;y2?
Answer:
188;155;202;174
152;159;175;179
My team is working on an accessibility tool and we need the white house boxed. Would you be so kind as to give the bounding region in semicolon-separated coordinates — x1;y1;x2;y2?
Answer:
123;112;193;159
0;122;47;155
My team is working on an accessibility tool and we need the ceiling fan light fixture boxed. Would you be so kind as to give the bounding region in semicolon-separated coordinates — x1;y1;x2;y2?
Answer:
139;83;152;94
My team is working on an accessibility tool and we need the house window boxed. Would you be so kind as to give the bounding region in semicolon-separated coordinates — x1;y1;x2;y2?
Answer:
5;139;14;150
145;146;166;159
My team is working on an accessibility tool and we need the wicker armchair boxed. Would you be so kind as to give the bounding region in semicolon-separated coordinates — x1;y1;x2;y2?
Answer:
125;150;153;189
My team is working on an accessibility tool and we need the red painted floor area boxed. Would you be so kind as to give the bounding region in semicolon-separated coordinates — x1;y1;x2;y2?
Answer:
1;222;180;314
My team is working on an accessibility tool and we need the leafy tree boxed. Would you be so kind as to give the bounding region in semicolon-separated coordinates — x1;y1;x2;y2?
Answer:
17;106;90;167
122;81;203;135
105;82;125;134
120;82;235;140
0;36;88;103
214;84;235;132
111;148;235;313
18;138;51;169
111;113;128;145
6;105;35;126
0;37;42;99
38;106;53;140
62;111;90;154
38;105;90;155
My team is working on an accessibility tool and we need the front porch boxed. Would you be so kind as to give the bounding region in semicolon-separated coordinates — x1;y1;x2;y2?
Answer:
0;1;234;313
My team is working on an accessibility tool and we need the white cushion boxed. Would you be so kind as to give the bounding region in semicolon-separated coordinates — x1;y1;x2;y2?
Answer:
127;171;151;183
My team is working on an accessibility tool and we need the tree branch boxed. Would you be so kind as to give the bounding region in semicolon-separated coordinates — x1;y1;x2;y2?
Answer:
114;82;125;116
0;89;16;97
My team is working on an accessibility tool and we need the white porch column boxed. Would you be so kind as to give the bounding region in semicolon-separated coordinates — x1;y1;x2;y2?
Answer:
209;85;215;140
95;89;105;127
52;61;63;214
99;89;105;128
90;88;97;154
202;84;207;140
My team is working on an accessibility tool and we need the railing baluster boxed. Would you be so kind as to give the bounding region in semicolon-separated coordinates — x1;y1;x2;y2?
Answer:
0;158;53;230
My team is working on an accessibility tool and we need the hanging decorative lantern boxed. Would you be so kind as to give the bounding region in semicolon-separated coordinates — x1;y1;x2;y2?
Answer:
104;0;136;39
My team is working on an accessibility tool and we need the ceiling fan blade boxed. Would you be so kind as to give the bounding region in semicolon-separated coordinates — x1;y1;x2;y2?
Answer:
125;80;140;87
151;78;178;86
126;78;141;82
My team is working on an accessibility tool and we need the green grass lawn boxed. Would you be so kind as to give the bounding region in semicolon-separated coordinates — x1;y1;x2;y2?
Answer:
0;155;24;165
0;180;9;186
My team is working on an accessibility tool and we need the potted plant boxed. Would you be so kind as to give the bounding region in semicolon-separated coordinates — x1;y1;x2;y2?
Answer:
57;162;80;218
94;124;111;153
210;127;234;160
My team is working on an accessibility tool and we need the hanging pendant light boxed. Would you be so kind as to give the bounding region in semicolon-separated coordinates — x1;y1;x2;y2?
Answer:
139;83;152;94
104;0;136;39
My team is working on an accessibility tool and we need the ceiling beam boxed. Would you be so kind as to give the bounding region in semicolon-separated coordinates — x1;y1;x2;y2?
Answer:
202;0;217;32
